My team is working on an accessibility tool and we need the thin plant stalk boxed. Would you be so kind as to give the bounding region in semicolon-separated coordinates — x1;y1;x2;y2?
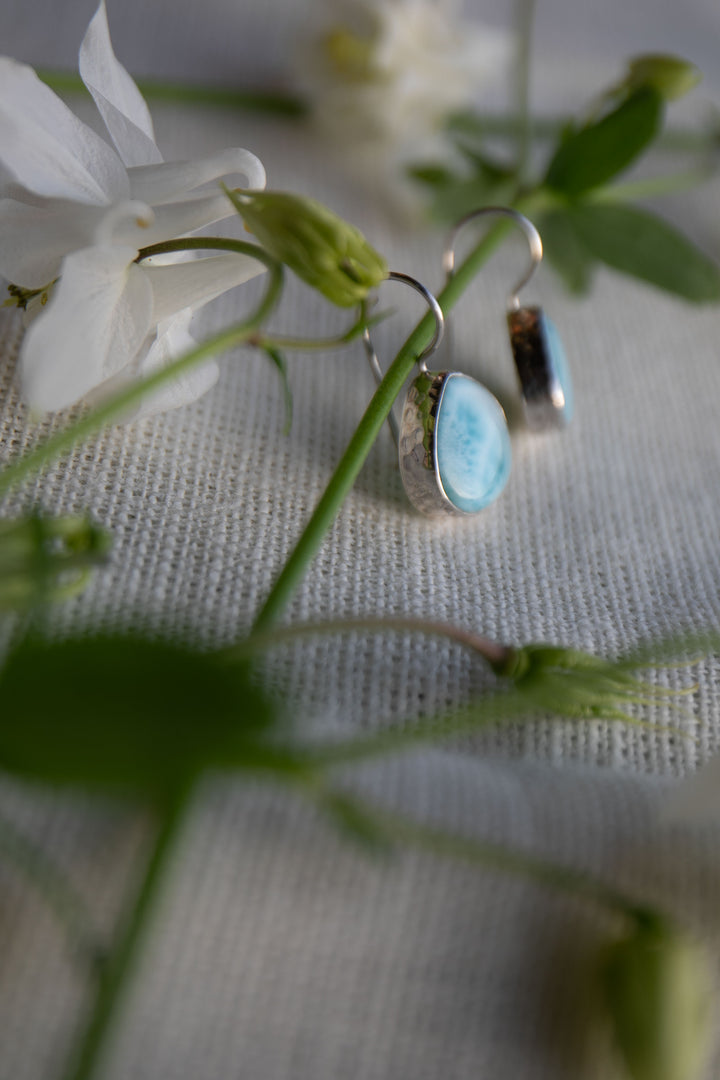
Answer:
514;0;537;182
0;808;98;966
225;615;512;669
358;802;650;922
37;70;307;117
62;793;190;1080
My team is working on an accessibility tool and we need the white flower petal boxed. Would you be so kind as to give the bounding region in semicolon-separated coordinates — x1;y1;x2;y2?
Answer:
128;148;266;204
0;196;104;286
20;245;153;411
133;313;219;418
305;0;511;158
85;310;219;420
113;191;239;249
91;198;155;247
130;358;219;419
79;0;162;168
142;252;266;324
0;57;128;203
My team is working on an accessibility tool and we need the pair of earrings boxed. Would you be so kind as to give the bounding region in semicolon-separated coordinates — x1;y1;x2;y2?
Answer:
364;207;572;518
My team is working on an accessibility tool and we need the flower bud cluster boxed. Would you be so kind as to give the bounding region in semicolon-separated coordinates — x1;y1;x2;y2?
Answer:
0;513;110;609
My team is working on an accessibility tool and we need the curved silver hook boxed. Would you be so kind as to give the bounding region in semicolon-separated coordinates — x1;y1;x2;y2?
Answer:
442;206;543;312
362;270;445;445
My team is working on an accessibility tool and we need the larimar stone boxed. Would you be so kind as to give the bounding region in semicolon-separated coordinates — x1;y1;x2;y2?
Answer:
539;312;573;423
435;374;511;513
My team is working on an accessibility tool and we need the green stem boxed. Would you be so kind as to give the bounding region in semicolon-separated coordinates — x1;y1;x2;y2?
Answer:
256;309;384;352
135;236;282;281
251;201;545;632
0;240;282;498
514;0;536;182
223;616;512;669
62;794;190;1080
0;807;98;966
365;803;649;921
37;70;307;117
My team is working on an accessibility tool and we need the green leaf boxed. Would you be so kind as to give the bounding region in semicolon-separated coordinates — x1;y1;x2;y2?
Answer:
405;163;457;189
444;109;487;141
536;210;595;295
0;635;276;798
566;203;720;302
264;346;293;435
545;88;663;198
451;142;514;181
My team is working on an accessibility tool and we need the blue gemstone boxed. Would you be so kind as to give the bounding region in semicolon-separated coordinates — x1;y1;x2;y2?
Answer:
540;313;573;423
435;374;511;513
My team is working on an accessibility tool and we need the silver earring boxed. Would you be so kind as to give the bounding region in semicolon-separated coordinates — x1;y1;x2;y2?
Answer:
444;206;573;432
363;271;511;518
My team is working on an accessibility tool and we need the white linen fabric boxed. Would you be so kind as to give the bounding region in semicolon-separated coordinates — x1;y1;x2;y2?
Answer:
3;4;720;1078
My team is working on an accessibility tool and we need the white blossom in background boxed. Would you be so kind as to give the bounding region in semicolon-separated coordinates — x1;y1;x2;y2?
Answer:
0;1;266;418
300;0;510;160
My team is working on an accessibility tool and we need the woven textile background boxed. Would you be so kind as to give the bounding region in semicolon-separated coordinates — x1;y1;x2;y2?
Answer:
3;2;720;1077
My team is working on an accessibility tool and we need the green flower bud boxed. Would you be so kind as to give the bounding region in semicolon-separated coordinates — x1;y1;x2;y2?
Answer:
600;915;714;1080
494;643;668;722
625;55;701;101
0;513;111;609
226;189;388;307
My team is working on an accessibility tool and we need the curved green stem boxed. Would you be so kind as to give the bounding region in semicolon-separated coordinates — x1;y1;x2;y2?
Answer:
62;793;190;1080
251;202;545;632
358;801;650;922
0;240;283;498
256;308;387;352
223;616;512;669
0;807;99;967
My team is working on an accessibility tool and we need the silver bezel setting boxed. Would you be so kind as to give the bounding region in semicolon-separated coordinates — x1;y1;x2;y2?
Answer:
398;370;470;518
507;305;569;432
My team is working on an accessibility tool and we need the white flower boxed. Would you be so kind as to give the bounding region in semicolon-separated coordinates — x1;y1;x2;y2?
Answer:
0;1;266;417
301;0;510;154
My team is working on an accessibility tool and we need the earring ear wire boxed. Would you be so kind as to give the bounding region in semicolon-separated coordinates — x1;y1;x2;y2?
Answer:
443;205;543;312
362;269;445;445
443;206;573;431
362;270;511;518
